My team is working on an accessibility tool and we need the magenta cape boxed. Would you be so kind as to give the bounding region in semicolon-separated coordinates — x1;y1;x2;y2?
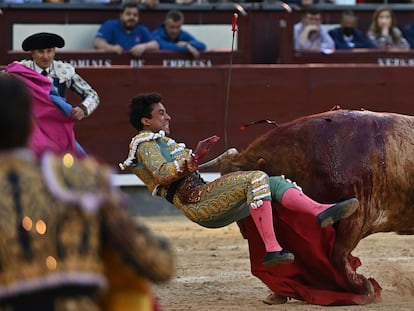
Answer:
244;202;381;305
6;62;84;157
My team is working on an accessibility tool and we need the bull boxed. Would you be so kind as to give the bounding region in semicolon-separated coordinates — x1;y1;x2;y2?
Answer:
205;109;414;305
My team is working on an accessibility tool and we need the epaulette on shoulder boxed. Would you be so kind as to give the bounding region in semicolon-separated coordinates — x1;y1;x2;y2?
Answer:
119;130;165;170
41;152;113;213
54;60;75;82
18;59;32;68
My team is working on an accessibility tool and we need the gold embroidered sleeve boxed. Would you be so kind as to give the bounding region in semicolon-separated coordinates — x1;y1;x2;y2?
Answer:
102;199;175;283
137;141;191;185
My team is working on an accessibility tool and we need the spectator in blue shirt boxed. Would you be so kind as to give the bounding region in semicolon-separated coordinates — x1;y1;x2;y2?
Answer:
93;1;158;58
153;10;206;59
328;10;376;50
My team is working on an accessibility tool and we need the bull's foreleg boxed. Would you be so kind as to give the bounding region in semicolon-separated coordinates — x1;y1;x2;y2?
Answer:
331;220;376;296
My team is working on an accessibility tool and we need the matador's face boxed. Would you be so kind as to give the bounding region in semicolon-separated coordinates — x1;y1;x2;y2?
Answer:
31;48;55;69
143;102;171;135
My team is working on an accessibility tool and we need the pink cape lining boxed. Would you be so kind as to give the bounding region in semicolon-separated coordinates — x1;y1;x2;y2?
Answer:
6;62;81;157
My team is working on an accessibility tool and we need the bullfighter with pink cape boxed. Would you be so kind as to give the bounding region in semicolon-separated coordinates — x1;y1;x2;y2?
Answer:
6;61;85;157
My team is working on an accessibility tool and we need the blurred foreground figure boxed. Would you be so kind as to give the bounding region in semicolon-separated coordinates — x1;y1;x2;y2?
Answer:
0;73;175;311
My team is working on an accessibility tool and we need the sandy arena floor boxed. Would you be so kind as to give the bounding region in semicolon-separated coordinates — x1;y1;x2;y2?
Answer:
144;215;414;311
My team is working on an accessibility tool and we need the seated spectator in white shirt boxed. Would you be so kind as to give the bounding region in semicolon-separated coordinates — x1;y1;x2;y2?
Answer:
294;6;335;53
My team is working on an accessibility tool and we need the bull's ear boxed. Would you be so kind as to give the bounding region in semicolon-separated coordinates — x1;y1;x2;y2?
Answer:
257;158;267;171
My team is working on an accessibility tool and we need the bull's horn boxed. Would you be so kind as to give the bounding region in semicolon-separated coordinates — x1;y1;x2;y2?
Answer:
198;148;239;170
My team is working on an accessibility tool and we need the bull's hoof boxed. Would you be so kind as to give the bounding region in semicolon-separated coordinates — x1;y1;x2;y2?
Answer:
263;292;288;305
262;250;294;266
317;198;359;228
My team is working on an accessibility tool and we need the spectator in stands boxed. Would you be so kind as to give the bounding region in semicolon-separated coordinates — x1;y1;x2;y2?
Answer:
280;0;321;11
69;0;130;4
363;0;413;3
159;0;194;4
328;10;376;50
0;72;175;311
293;6;335;52
153;10;206;59
122;0;160;8
141;0;160;6
94;1;159;58
125;0;194;6
367;6;409;50
1;0;42;2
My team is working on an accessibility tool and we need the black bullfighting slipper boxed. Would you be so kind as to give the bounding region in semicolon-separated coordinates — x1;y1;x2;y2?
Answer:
262;249;294;266
317;198;359;228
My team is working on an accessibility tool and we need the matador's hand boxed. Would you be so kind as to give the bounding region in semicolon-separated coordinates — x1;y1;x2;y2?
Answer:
193;135;220;161
183;155;198;173
71;106;86;121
